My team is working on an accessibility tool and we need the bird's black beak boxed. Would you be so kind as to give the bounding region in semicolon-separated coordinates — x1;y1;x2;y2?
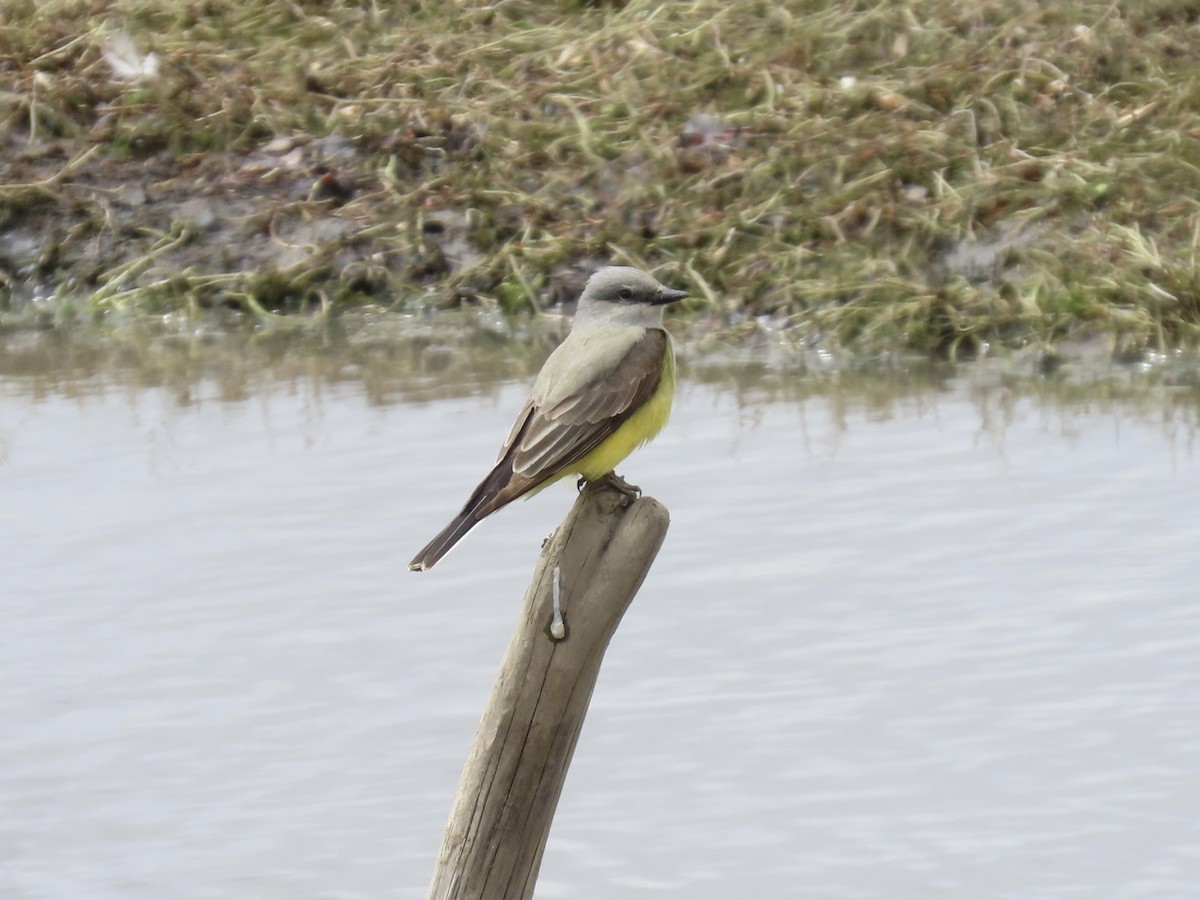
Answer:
654;287;689;305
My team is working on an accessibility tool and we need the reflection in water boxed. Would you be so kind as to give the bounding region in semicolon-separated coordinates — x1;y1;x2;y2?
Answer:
2;323;1200;899
4;318;1200;427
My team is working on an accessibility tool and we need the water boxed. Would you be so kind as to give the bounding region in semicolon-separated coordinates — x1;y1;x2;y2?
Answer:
3;328;1199;899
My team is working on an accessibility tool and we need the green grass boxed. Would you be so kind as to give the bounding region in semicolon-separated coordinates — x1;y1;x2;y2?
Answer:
2;0;1199;357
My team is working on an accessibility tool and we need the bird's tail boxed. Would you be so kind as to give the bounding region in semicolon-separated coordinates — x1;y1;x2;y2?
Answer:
408;511;481;572
409;416;536;572
409;455;527;571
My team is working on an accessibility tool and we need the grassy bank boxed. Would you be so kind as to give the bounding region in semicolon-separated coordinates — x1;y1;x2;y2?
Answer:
1;0;1198;356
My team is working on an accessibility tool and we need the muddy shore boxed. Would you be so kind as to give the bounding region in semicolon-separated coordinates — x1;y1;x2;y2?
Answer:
2;1;1198;356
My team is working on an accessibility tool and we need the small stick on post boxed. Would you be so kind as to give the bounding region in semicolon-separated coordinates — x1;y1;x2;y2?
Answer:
427;482;670;900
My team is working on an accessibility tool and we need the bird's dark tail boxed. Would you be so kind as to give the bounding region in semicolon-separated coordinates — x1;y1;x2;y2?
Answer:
410;411;540;572
409;446;534;572
408;511;482;572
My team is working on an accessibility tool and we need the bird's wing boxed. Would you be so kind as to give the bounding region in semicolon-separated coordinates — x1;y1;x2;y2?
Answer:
509;328;668;481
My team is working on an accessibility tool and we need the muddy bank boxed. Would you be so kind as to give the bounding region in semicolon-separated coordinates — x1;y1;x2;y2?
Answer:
1;131;492;319
2;1;1199;356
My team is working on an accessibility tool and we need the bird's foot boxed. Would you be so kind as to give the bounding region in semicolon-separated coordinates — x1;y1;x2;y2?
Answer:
588;471;642;505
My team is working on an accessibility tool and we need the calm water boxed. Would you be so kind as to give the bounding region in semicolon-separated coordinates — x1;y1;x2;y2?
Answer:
2;327;1199;899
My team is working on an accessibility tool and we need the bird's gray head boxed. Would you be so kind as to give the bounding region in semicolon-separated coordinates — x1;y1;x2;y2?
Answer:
572;266;689;328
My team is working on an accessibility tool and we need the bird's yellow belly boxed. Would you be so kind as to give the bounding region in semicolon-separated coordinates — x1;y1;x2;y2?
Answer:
573;349;675;481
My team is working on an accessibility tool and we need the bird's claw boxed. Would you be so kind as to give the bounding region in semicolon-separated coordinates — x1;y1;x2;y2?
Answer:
589;471;642;505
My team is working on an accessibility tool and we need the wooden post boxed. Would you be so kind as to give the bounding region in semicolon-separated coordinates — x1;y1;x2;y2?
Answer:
426;482;670;900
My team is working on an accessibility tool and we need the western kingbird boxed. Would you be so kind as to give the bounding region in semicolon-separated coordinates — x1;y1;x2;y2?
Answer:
409;265;688;571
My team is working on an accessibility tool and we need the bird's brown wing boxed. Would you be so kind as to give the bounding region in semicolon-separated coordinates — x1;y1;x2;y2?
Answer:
471;329;666;517
508;329;667;482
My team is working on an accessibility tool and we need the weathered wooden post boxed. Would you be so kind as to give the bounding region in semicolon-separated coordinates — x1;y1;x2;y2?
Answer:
426;481;670;900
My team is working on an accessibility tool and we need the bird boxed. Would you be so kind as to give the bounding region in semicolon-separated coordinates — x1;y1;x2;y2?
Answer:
409;265;688;571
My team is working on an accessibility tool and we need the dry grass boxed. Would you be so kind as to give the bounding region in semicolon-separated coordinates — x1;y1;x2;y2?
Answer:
2;0;1199;357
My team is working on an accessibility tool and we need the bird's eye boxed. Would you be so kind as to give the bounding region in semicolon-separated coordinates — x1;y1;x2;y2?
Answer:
618;288;633;300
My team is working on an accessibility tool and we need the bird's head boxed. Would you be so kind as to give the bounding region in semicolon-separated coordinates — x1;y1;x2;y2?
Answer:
573;266;689;327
